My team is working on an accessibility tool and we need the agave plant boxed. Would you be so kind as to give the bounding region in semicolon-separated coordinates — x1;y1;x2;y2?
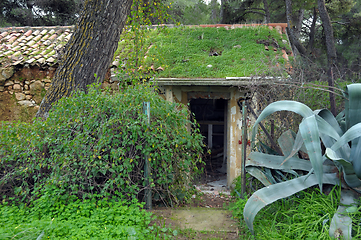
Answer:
244;83;361;239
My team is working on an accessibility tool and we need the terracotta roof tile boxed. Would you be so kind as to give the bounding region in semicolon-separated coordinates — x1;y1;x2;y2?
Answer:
0;26;76;67
24;30;32;37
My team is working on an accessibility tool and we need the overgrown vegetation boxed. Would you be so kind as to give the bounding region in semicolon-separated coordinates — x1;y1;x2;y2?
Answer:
0;83;204;205
0;190;176;239
116;25;292;79
241;83;361;238
230;185;361;239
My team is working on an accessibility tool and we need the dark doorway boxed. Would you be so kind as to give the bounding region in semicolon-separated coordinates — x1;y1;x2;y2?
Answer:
190;98;227;183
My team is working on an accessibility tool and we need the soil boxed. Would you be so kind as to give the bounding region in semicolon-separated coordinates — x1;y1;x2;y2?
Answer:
150;192;240;239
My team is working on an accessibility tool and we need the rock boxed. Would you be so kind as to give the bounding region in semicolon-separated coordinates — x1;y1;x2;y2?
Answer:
24;85;29;90
24;91;30;94
4;80;14;86
8;91;13;94
15;93;26;101
26;95;32;100
25;81;30;84
207;65;212;68
14;80;20;84
13;84;21;90
29;80;44;94
0;86;4;91
43;79;52;83
0;67;14;85
18;100;35;107
233;45;241;48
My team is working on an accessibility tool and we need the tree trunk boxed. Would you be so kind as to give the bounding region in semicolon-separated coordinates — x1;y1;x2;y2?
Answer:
285;0;307;56
263;0;270;23
307;7;317;53
36;0;132;119
318;0;337;115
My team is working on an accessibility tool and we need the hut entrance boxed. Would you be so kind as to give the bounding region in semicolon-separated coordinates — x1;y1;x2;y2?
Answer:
190;98;228;184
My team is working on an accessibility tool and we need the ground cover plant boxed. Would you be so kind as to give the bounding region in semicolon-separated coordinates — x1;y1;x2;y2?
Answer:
243;83;361;238
0;190;176;239
116;25;291;78
0;83;204;205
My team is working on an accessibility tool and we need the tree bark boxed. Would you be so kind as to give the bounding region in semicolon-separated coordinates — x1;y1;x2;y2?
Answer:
36;0;132;119
307;7;317;53
263;0;270;23
318;0;337;115
285;0;307;56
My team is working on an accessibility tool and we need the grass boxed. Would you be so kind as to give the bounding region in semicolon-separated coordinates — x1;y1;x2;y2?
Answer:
231;186;361;239
116;25;291;78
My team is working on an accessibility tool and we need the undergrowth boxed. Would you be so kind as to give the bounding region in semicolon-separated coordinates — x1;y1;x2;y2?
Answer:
0;190;174;239
0;83;204;205
231;184;361;239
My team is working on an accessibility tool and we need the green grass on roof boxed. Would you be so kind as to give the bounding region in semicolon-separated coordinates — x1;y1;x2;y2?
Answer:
116;26;291;78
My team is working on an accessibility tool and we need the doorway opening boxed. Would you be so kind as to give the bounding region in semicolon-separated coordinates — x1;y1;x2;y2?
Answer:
190;98;227;184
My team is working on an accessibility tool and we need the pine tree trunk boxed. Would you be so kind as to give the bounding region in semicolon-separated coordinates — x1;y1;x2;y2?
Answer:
318;0;337;115
285;0;307;56
36;0;132;119
263;0;270;23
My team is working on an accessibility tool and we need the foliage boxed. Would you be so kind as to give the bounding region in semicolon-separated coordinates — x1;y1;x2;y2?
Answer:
295;80;350;113
232;184;346;239
165;0;220;25
243;83;361;238
0;0;82;27
0;83;204;205
116;25;291;79
334;0;361;78
115;0;172;86
0;190;174;239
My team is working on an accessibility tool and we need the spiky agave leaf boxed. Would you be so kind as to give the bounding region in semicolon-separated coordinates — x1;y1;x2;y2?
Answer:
325;148;361;190
243;173;340;234
251;100;314;149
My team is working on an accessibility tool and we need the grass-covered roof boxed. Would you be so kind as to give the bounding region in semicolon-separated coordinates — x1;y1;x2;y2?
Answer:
115;25;292;79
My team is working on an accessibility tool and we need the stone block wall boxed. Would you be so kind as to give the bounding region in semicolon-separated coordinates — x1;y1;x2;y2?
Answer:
0;66;116;122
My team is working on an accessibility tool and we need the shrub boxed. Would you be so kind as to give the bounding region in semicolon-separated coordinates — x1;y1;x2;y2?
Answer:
0;83;204;204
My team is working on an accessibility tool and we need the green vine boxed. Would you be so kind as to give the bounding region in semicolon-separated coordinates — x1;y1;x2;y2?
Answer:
117;0;175;87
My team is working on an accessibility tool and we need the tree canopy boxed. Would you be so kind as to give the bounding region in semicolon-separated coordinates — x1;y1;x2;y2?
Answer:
0;0;83;26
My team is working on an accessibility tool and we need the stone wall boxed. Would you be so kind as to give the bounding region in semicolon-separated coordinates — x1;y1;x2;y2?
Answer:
0;66;116;122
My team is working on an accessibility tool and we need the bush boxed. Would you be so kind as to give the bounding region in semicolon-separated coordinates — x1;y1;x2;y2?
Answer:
0;83;204;204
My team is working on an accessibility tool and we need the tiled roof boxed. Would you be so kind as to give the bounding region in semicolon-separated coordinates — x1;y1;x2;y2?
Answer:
0;26;74;67
0;23;290;69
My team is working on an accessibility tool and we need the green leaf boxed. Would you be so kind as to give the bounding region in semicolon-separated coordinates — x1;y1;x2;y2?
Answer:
251;101;314;148
277;130;296;157
247;152;312;172
243;173;340;234
245;166;272;186
299;115;324;190
325;148;361;190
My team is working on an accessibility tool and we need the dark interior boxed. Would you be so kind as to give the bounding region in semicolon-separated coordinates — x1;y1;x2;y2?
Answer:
190;98;227;183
